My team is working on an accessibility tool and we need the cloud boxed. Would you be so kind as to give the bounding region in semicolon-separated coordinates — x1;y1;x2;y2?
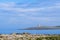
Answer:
0;2;15;8
55;2;60;6
0;2;60;24
0;2;60;13
27;17;50;21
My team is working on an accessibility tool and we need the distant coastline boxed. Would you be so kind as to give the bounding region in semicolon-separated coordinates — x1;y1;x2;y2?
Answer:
19;26;60;30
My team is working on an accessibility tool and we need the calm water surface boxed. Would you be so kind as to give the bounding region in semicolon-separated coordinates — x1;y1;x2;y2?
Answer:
0;29;60;34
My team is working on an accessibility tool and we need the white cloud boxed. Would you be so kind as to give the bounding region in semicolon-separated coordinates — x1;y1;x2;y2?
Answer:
0;2;60;13
0;2;60;24
27;17;50;21
55;2;60;6
0;2;15;8
18;14;26;16
0;2;59;13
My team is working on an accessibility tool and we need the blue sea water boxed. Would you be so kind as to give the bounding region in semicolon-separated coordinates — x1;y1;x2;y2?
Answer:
0;29;60;34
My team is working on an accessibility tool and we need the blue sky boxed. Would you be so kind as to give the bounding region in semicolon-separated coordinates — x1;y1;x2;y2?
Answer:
0;0;60;29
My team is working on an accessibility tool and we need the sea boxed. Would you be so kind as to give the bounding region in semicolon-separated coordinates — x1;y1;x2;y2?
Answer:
0;29;60;34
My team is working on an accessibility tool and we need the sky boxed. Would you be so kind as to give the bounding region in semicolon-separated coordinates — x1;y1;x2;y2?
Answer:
0;0;60;29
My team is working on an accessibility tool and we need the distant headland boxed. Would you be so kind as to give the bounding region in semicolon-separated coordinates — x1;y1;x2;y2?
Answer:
19;25;60;30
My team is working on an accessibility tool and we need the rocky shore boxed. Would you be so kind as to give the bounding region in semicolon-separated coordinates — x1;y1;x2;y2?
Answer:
0;32;60;40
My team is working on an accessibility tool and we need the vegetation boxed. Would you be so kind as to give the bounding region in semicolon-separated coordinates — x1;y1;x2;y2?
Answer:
36;36;60;40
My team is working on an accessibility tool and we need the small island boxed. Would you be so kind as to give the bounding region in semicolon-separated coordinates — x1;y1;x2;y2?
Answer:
20;25;60;30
